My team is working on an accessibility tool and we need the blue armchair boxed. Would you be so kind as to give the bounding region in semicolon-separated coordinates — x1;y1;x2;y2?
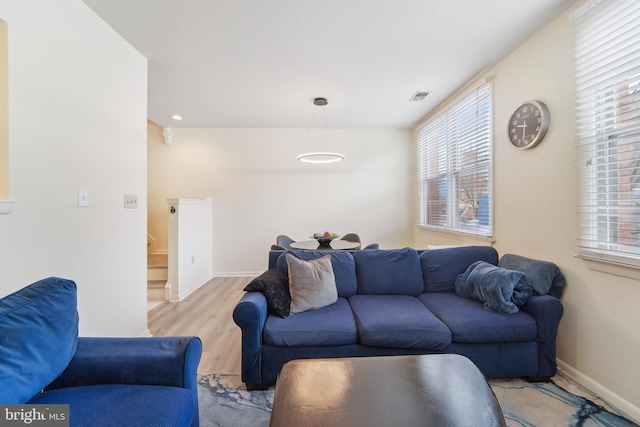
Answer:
0;277;202;427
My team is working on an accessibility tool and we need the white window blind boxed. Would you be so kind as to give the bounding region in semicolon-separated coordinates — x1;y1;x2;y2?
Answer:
417;81;493;237
574;0;640;260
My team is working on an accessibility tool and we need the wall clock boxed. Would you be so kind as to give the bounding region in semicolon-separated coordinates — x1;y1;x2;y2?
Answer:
507;100;550;149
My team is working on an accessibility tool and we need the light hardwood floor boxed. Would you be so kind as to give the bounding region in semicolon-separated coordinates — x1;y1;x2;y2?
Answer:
147;276;251;375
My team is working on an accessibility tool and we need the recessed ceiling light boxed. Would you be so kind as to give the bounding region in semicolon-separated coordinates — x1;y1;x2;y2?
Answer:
170;114;183;121
409;91;431;102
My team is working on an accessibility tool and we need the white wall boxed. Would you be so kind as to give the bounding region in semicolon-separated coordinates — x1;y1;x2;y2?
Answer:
167;198;213;300
414;1;640;420
0;0;148;336
148;126;414;275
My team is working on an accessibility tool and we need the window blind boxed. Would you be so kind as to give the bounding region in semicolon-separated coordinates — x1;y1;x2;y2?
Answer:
573;0;640;259
416;81;493;237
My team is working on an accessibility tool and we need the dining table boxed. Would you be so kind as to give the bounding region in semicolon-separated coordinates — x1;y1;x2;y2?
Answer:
290;239;360;250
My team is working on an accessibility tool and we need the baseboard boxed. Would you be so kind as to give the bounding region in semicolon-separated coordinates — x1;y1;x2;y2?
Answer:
172;275;214;301
557;359;640;423
214;271;262;277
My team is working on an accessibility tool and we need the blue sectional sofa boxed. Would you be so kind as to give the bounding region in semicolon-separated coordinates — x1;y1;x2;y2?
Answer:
233;247;565;390
0;277;202;427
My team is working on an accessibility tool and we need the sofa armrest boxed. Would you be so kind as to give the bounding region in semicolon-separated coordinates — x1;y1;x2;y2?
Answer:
269;250;286;269
232;292;268;387
521;295;564;376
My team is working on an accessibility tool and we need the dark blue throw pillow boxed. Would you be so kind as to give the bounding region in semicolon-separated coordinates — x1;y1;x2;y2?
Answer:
244;269;291;318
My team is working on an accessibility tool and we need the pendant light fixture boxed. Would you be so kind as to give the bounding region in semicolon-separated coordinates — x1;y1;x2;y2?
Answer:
297;98;345;163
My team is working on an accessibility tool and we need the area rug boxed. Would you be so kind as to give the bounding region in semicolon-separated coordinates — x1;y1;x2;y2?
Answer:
197;373;639;427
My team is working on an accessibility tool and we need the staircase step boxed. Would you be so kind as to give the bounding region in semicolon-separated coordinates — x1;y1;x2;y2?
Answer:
147;254;169;301
147;279;166;287
147;280;168;301
147;266;168;281
147;253;168;268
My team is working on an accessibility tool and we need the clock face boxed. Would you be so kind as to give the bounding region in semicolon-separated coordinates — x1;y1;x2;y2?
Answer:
507;101;550;149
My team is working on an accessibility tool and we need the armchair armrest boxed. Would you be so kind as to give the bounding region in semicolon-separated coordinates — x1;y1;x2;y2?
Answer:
46;336;201;427
46;336;201;391
232;292;268;387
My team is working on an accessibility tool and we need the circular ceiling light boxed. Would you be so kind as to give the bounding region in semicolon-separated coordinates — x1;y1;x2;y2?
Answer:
170;114;183;121
297;152;345;163
298;98;344;163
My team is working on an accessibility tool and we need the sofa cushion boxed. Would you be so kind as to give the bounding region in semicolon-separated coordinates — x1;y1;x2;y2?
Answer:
353;248;423;295
277;250;357;298
28;384;194;427
263;298;358;347
420;246;499;293
0;277;79;403
349;295;451;349
418;293;537;343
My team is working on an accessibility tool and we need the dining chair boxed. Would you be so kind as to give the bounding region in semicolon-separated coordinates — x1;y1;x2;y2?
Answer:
340;233;361;250
276;235;295;249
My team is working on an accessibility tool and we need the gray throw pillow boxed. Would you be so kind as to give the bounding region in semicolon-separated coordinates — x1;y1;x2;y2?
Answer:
286;253;338;314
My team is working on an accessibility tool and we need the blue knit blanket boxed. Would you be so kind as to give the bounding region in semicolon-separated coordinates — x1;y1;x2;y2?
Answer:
455;261;533;314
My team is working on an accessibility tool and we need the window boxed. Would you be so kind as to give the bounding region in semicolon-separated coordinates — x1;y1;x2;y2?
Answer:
416;81;493;238
573;0;640;262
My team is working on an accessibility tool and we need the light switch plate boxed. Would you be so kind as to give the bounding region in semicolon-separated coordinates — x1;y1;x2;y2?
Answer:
124;194;138;209
78;189;89;207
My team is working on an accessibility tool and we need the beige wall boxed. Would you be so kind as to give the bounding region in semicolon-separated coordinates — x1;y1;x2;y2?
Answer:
0;19;8;199
0;0;148;337
148;124;414;275
414;1;640;420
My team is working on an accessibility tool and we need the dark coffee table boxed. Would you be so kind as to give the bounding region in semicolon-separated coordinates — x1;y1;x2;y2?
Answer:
269;354;506;427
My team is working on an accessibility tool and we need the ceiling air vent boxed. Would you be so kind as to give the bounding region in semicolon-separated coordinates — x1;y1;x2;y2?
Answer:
410;91;431;102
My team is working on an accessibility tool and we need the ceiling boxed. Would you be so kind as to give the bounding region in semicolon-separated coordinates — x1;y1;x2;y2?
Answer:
81;0;575;129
